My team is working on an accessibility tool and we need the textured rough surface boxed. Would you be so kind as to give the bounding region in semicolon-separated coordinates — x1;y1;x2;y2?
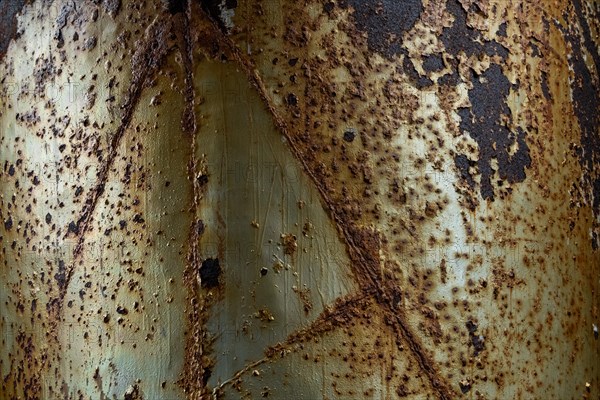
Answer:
0;0;598;399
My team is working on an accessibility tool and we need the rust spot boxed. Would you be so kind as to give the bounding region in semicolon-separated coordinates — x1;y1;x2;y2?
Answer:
343;129;357;143
454;154;476;190
124;384;142;400
459;379;472;394
281;233;298;255
199;257;221;288
4;216;13;230
116;306;128;315
540;71;552;101
466;320;485;355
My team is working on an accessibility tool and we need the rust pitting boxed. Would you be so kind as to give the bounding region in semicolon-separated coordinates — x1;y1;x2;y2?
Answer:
45;14;176;341
192;15;456;399
559;2;600;247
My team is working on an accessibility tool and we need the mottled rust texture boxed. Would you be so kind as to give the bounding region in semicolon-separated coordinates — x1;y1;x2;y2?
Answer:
0;0;598;399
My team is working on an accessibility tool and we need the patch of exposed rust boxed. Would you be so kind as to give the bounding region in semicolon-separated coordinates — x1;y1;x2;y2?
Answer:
454;154;476;190
340;0;434;89
540;70;552;100
340;0;422;58
441;0;508;60
0;0;26;60
280;232;298;255
422;54;444;72
199;258;221;289
442;0;530;201
457;66;531;200
124;384;143;400
54;259;66;291
560;1;600;244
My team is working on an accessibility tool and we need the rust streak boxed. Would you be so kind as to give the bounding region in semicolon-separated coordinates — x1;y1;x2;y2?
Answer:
179;1;213;397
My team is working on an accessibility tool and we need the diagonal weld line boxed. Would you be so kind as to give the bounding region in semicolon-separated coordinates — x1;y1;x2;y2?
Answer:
194;9;455;399
55;16;175;311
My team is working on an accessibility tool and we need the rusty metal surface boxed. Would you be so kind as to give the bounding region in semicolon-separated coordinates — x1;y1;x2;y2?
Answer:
0;0;599;399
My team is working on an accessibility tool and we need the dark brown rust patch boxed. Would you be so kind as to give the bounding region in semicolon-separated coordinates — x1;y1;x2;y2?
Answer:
54;2;75;48
454;154;476;190
422;54;444;73
199;257;221;289
442;0;508;60
441;1;530;200
281;233;298;255
124;384;142;400
457;66;531;200
54;260;66;291
466;320;485;356
4;215;13;230
540;70;551;101
341;0;422;58
0;0;26;60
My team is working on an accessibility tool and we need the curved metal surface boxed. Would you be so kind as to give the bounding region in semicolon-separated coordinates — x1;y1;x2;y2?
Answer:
0;0;598;399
